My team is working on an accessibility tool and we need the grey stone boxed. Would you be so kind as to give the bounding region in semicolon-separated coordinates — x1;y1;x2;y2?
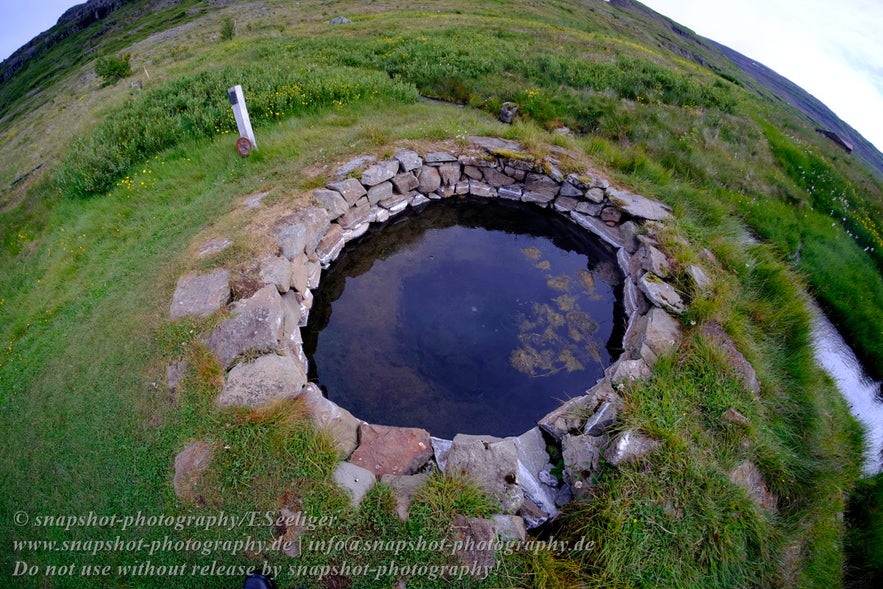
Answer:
259;256;292;294
699;322;760;393
469;180;496;198
167;360;187;396
349;424;433;477
604;430;661;467
468;135;524;153
524;173;559;199
416;166;441;193
553;196;579;213
600;206;623;225
391;172;419;194
431;437;453;472
630;245;672;279
453;515;497;574
370;206;390;223
173;440;213;503
493;514;526;541
278;207;331;259
559;181;583;198
730;460;776;510
499;101;518;124
367;181;393;205
333;461;376;507
570;212;624;248
197;237;233;258
216;353;306;408
562;434;605;496
452;180;470;196
329;16;351;24
623;278;650;317
299;383;363;457
583;401;617;435
338;197;371;230
447;434;523;514
638;272;686;314
170;269;230;319
306;260;322;289
590;176;610;190
606;188;672;221
513;428;558;524
482;167;515;187
497;185;523;200
279;292;306;363
624;306;682;366
243;191;270;209
521;190;556;206
379;194;410;215
316;223;345;266
585;187;606;203
722;407;751;426
620;221;640;254
687;264;712;292
361;160;399;186
326;178;367;205
575;201;604;216
204;285;284;369
313;188;349;219
607;358;652;385
538;395;594;440
463;165;483;179
503;166;527;181
380;473;430;521
289;253;309;293
411;194;431;207
437;162;461;186
425;151;457;163
343;222;370;243
335;155;376;181
394;149;422;171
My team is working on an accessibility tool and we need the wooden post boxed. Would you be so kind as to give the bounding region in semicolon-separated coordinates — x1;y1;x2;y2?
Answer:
227;85;257;149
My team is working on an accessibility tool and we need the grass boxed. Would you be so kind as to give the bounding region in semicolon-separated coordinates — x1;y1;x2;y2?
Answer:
1;0;881;586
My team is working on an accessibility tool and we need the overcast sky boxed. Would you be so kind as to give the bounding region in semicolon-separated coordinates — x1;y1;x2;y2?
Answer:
1;0;882;152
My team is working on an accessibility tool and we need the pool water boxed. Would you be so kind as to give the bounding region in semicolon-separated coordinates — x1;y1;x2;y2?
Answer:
303;199;624;439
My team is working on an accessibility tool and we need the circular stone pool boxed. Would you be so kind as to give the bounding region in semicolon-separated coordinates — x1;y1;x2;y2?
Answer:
303;198;624;439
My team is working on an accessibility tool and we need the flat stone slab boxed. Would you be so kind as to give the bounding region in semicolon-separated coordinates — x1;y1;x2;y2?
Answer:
606;188;672;221
169;270;230;319
349;424;433;476
215;353;306;408
334;461;376;507
452;515;496;576
197;237;233;258
204;284;284;370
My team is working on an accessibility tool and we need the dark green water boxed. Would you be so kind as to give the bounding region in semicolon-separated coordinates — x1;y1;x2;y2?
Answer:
303;199;624;439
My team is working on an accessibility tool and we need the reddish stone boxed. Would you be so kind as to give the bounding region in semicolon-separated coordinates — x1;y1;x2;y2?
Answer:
349;424;433;476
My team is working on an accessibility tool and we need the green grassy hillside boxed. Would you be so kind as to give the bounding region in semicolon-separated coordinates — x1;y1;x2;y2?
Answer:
2;0;881;587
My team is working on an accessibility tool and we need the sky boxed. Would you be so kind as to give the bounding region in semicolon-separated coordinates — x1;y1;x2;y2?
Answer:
1;0;882;152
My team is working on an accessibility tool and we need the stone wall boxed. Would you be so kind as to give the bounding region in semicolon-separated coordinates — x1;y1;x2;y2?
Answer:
170;136;724;532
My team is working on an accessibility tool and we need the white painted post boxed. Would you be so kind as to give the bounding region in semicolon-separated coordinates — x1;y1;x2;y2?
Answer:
227;84;257;149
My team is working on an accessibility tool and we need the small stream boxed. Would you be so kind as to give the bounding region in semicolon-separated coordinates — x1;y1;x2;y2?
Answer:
810;306;883;475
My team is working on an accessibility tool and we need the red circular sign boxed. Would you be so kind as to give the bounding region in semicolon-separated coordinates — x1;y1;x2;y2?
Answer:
236;137;252;157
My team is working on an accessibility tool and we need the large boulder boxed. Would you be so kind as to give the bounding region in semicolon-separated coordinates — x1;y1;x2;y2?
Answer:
446;434;523;514
606;188;672;221
215;353;306;408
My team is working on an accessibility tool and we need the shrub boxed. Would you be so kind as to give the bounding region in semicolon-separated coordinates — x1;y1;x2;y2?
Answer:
220;17;235;41
94;54;132;86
